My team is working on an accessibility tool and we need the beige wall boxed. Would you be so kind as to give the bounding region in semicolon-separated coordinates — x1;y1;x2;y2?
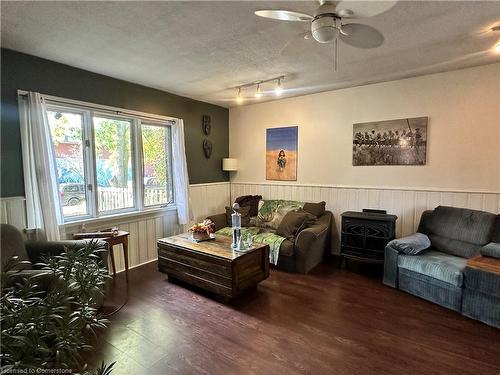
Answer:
229;63;500;192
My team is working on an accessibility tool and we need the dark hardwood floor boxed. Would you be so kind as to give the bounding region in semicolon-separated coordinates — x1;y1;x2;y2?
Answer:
86;261;500;375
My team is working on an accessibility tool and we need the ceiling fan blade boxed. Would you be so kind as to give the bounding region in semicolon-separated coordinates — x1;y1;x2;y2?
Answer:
339;23;384;49
280;32;313;56
336;1;397;18
255;10;313;22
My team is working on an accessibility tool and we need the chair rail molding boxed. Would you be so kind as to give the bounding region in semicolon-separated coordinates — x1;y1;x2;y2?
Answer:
64;182;231;273
1;182;231;274
230;182;500;249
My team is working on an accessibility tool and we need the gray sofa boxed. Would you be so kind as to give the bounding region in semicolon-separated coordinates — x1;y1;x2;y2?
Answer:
383;206;500;328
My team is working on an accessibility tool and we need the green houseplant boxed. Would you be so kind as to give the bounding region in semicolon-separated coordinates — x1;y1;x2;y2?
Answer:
1;240;114;373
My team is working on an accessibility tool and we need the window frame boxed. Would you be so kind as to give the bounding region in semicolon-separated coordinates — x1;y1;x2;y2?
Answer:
41;95;177;223
92;112;138;216
139;120;174;209
46;104;95;222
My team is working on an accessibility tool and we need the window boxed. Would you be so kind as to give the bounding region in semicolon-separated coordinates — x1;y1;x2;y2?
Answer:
93;116;134;213
141;123;173;207
47;110;89;218
46;101;175;222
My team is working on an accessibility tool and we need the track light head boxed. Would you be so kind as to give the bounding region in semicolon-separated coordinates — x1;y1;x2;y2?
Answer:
274;78;283;96
235;87;243;104
255;84;262;98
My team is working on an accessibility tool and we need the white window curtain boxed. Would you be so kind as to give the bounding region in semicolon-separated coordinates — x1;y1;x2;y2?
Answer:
172;119;192;225
18;92;63;241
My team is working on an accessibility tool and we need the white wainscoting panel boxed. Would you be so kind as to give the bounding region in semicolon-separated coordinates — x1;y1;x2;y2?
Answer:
189;182;231;222
62;182;231;273
231;182;500;253
64;209;183;273
0;197;27;230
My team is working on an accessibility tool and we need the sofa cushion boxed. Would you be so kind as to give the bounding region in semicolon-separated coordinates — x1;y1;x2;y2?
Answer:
276;209;316;241
428;234;482;258
428;206;497;246
302;201;326;218
225;206;251;227
257;200;305;230
398;250;467;287
234;195;262;217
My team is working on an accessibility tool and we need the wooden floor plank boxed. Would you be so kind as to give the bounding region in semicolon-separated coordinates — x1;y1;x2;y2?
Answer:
85;262;500;374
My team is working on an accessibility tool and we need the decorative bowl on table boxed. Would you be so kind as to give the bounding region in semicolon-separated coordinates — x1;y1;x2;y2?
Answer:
189;219;216;242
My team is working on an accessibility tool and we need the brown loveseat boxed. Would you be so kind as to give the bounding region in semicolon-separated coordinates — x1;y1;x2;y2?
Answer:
207;197;335;274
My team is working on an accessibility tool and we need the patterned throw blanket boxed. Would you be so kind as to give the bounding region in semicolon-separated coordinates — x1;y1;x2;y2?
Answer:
216;227;286;265
217;199;306;265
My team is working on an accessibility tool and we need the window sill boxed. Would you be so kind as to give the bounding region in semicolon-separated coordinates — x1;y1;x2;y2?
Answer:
62;205;177;229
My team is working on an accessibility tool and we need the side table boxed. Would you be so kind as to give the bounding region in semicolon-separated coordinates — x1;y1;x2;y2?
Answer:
73;231;130;277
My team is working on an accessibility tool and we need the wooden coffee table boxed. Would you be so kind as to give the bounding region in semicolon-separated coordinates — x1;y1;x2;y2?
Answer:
157;233;269;300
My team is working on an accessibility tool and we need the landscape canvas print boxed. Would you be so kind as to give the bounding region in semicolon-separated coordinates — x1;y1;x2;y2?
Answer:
266;126;298;181
352;117;428;166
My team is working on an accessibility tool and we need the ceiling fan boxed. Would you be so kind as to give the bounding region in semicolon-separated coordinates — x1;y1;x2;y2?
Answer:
255;0;396;70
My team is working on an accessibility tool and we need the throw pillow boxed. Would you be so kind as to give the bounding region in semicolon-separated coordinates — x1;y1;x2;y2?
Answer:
303;201;326;218
388;232;431;255
235;195;262;217
225;206;251;227
276;209;316;241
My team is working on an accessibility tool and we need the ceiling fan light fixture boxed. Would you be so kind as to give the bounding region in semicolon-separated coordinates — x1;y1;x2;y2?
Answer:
311;16;339;43
495;40;500;53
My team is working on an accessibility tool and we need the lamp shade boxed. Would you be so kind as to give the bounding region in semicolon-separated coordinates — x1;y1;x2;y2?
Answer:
222;158;238;171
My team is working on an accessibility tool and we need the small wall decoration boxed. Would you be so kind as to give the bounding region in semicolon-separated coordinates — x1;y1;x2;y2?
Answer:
352;117;428;166
202;115;211;135
203;139;213;159
266;126;298;181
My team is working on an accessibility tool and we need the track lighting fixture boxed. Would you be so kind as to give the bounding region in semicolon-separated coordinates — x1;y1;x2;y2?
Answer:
234;75;285;103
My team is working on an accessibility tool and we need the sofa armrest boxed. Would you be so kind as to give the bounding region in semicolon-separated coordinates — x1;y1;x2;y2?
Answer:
25;239;109;269
206;213;227;231
481;242;500;259
386;233;431;255
5;269;56;291
293;218;330;274
383;244;400;288
295;222;328;251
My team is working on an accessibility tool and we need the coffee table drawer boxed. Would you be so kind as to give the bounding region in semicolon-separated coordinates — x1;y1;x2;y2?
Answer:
158;244;231;277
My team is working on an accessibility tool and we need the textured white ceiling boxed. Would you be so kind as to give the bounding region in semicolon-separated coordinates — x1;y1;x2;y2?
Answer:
2;1;500;108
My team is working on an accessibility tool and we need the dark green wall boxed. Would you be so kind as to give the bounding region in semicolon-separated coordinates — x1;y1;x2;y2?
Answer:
1;48;229;197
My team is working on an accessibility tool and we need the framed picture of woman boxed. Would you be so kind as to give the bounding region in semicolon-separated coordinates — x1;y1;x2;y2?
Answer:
266;126;298;181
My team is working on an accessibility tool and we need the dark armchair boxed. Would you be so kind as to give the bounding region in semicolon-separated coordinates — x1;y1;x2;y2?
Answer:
1;223;109;286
